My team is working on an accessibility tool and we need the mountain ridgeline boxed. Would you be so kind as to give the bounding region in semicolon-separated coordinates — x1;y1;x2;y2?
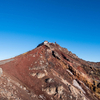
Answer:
0;41;100;100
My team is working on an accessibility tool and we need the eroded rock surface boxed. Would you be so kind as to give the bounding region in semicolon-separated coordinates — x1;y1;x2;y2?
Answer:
0;41;100;100
0;68;3;77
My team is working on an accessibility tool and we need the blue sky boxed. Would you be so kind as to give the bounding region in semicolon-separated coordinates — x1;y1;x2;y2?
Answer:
0;0;100;62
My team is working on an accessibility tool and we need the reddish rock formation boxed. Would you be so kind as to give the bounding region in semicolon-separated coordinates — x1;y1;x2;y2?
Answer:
0;41;100;100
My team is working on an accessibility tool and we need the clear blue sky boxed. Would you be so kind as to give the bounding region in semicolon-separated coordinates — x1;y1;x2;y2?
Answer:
0;0;100;62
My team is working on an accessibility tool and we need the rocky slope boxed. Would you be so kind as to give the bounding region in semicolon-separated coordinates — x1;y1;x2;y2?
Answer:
0;41;100;100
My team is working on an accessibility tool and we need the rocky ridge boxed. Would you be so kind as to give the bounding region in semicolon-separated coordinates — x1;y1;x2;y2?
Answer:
0;41;100;100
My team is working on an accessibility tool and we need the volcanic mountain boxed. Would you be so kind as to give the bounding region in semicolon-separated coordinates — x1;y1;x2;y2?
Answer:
0;41;100;100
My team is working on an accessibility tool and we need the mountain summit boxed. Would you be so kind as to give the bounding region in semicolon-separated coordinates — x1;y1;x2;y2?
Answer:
0;41;100;100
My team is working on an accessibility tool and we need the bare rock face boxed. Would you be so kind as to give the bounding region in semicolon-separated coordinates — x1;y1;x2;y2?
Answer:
0;68;3;77
45;78;54;83
44;86;56;95
44;85;63;95
57;85;63;94
44;41;49;45
37;73;46;78
0;41;100;100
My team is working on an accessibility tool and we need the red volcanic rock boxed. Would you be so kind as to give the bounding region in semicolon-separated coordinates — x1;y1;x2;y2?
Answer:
0;41;100;100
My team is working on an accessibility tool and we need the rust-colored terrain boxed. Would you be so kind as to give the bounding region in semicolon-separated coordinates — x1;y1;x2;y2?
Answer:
0;41;100;100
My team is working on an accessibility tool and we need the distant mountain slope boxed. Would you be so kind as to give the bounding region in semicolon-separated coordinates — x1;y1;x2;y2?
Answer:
0;41;100;100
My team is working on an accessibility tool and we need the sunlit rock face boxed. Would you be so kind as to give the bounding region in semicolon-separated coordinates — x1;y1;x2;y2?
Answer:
0;68;3;77
44;41;49;45
0;41;100;100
